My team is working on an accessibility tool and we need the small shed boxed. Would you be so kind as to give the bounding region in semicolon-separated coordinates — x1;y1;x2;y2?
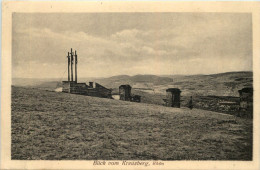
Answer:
119;85;132;101
238;87;253;111
166;88;181;108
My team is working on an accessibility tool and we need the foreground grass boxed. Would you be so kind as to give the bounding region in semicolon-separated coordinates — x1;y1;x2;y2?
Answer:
11;86;252;160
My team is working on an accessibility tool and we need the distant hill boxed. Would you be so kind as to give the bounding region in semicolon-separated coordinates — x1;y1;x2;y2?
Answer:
12;71;253;97
12;78;62;91
92;74;173;89
93;71;253;97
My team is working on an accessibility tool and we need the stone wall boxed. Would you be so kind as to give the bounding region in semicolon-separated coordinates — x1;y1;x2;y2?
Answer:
62;81;112;98
62;81;71;93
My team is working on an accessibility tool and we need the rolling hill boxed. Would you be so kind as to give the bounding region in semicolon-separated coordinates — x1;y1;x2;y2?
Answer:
12;71;253;97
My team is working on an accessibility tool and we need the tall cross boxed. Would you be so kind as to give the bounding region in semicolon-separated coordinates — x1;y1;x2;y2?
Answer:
67;52;70;81
70;48;74;81
75;50;78;83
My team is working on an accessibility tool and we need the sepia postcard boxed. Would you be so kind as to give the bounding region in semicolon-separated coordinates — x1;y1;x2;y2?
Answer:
1;1;260;170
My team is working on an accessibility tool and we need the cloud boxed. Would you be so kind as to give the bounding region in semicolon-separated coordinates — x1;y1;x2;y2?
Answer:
12;13;252;79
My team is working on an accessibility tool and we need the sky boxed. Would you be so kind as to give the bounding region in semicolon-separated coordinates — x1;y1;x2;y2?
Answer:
12;13;252;78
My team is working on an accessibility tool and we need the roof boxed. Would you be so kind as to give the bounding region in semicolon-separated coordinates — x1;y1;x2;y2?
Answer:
119;84;132;89
238;87;253;94
166;88;181;93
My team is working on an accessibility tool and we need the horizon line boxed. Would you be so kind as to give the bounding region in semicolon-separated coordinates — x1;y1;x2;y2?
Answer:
12;70;253;79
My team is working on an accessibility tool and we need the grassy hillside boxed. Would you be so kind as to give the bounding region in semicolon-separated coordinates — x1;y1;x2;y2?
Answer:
12;86;252;160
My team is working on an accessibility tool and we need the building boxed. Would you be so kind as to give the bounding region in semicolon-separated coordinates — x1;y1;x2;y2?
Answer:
62;81;112;98
238;87;253;112
119;85;141;102
62;49;112;98
119;85;132;101
165;88;181;108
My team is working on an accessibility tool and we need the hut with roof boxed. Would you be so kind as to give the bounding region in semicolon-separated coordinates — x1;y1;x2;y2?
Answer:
238;87;253;112
119;85;132;101
165;88;181;108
